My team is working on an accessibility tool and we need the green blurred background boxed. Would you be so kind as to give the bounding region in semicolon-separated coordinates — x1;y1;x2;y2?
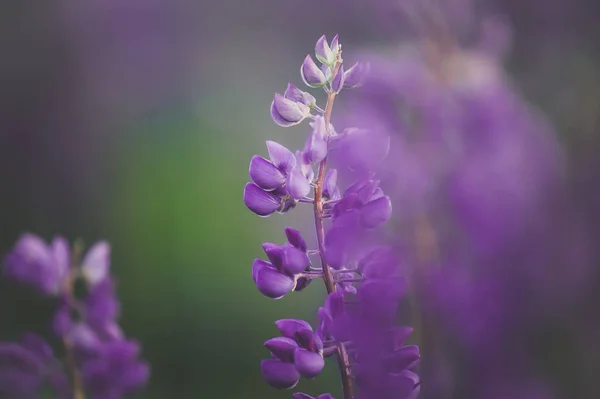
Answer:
1;0;599;398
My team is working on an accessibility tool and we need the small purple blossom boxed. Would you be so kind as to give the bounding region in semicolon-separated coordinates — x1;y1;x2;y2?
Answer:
261;319;325;389
2;236;149;399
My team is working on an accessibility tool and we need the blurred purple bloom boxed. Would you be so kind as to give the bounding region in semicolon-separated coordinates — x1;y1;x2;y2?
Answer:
3;234;70;295
78;339;149;399
0;334;68;399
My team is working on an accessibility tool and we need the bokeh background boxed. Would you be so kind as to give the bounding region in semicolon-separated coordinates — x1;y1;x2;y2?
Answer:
1;1;599;398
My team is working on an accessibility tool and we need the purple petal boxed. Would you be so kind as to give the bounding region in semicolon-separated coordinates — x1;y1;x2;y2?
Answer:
243;182;282;217
343;61;369;88
286;166;311;199
388;326;415;349
315;35;334;65
266;140;296;174
3;233;58;294
284;83;316;106
383;345;421;372
270;93;310;127
284;227;307;252
305;130;328;164
360;196;392;229
275;319;313;338
254;261;295;299
264;337;299;362
318;395;335;399
331;65;345;94
51;237;70;289
260;359;300;389
325;291;345;318
323;169;338;200
294;348;325;379
252;259;271;283
261;243;285;270
301;55;326;88
330;34;339;56
81;241;110;286
249;155;286;190
317;307;332;338
281;245;310;275
294;328;323;352
356;180;381;205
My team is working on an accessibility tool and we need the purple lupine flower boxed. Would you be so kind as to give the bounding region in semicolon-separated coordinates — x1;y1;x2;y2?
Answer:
78;339;149;399
271;92;312;127
0;334;68;399
253;228;313;298
2;235;149;398
3;234;69;295
244;34;418;399
261;319;325;389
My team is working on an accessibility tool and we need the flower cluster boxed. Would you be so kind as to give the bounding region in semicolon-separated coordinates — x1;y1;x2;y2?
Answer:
243;35;419;399
1;234;148;399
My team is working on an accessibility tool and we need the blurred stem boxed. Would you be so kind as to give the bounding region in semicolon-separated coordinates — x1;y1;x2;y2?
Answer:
314;54;355;399
63;241;86;399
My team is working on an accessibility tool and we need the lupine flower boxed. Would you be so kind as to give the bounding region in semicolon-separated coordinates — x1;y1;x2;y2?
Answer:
271;92;312;127
3;234;69;295
261;319;325;389
244;34;418;399
2;235;149;399
0;334;68;399
253;227;312;299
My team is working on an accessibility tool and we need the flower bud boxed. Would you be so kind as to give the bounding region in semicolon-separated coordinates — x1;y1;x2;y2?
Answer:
331;65;345;94
270;93;311;127
315;35;335;66
343;61;370;88
284;83;316;107
301;55;327;88
243;182;282;217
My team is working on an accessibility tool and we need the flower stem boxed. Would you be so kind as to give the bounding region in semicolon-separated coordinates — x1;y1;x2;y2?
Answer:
63;241;86;399
313;55;355;399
